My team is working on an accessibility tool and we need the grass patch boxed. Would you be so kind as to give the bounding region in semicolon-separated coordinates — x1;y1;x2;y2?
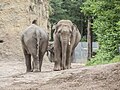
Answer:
86;55;120;66
109;55;120;63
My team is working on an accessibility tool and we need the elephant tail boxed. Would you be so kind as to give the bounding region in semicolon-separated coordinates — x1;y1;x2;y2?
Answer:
36;29;41;59
21;35;26;49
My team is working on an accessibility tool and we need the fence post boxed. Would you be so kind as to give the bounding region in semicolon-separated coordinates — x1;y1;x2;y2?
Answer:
87;17;92;60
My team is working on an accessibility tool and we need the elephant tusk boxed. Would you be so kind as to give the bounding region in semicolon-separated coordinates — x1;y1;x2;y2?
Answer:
69;41;71;45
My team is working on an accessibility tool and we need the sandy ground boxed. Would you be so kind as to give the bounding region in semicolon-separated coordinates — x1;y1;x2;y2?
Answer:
0;59;120;90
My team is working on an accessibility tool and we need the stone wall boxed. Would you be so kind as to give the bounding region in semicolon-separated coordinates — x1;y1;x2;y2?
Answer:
0;0;49;60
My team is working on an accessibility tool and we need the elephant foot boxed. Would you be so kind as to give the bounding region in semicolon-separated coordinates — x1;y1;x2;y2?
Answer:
66;66;72;69
54;68;61;71
61;66;67;70
33;69;41;72
26;70;31;72
26;69;33;72
53;66;61;71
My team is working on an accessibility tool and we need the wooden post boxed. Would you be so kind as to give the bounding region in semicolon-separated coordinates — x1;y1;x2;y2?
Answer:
87;17;92;60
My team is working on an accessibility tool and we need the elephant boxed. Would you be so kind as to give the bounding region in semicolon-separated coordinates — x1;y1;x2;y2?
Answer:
47;42;54;62
21;20;49;72
48;20;81;71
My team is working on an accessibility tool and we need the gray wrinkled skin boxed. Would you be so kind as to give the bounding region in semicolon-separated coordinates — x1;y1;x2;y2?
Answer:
21;24;49;72
48;20;81;71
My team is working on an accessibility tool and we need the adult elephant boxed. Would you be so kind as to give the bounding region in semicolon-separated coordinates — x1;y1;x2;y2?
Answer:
21;20;49;72
53;20;81;71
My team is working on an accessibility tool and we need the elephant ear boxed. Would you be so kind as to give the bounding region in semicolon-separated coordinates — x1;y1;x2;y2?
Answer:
54;24;62;34
72;24;79;32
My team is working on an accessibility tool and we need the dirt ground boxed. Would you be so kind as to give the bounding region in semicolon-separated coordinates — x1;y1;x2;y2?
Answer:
0;58;120;90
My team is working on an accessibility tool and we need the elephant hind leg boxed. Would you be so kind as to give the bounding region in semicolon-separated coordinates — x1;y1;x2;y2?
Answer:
39;53;44;72
32;54;40;72
23;48;32;72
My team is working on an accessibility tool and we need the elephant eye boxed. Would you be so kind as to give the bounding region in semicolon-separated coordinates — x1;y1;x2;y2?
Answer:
58;30;61;33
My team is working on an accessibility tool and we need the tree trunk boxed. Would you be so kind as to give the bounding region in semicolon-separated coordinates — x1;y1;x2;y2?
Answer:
80;13;84;38
87;17;92;60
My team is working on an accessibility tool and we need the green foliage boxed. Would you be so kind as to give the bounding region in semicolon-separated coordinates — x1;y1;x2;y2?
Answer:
49;0;86;41
49;0;65;24
110;55;120;63
81;0;120;65
87;55;120;66
49;0;84;25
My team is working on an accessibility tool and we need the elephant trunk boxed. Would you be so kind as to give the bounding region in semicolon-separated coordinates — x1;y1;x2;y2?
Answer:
61;38;68;70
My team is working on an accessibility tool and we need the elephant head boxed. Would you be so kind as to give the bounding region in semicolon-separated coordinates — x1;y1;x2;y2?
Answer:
55;20;74;45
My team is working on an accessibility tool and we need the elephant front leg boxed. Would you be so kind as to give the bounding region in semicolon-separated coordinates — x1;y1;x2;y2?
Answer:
54;60;61;71
66;47;72;69
66;57;71;69
54;37;61;71
54;49;61;71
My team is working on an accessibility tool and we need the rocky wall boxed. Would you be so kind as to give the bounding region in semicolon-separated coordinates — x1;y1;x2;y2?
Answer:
0;0;49;60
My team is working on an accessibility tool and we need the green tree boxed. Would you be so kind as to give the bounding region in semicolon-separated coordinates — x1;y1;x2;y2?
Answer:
49;0;65;25
81;0;120;65
49;0;86;41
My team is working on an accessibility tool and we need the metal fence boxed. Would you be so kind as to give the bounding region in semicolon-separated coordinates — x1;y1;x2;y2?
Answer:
73;42;99;63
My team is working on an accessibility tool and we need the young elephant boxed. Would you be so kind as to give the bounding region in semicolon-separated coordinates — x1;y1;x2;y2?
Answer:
51;20;81;71
47;42;54;62
21;21;49;72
